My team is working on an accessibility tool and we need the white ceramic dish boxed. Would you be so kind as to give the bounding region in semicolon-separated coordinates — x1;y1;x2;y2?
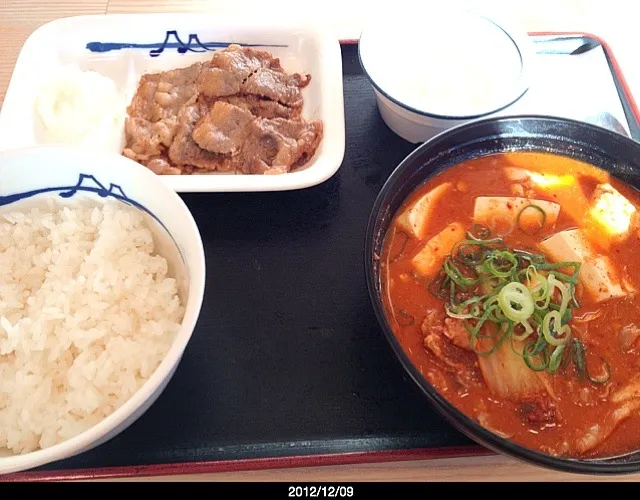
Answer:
0;145;205;474
0;14;346;192
358;7;535;143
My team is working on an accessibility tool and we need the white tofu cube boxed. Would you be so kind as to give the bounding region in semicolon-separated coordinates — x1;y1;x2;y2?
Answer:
411;222;465;277
473;196;560;231
396;183;452;239
539;229;625;302
589;183;637;238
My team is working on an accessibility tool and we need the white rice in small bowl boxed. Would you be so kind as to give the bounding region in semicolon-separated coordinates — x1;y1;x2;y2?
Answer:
0;146;205;474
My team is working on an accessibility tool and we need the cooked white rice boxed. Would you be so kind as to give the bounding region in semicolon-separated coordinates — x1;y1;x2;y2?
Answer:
0;198;184;453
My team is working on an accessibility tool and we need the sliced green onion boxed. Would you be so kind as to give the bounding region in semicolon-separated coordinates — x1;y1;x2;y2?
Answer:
526;266;552;310
473;320;510;357
485;251;519;278
548;274;571;319
573;339;587;380
421;220;597;380
542;310;571;346
516;251;547;266
536;261;582;281
512;319;534;342
523;341;549;371
548;344;566;373
443;258;479;289
517;204;547;234
498;282;534;322
531;309;545;328
483;294;500;309
562;308;573;325
531;331;549;356
446;301;481;319
448;296;484;314
525;265;541;288
468;224;491;240
465;234;505;246
509;327;525;357
453;241;487;266
468;305;497;340
560;341;574;372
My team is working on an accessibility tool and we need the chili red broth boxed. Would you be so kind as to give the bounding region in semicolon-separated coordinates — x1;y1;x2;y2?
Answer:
380;151;640;459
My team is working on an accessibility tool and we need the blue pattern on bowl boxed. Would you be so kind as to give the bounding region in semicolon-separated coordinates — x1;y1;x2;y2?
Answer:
86;30;288;57
0;173;184;262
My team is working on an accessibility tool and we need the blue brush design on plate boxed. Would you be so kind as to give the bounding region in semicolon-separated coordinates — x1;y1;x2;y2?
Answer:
0;174;184;262
86;30;288;57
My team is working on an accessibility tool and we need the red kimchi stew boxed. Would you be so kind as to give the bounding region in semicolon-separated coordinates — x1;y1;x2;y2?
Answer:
380;151;640;458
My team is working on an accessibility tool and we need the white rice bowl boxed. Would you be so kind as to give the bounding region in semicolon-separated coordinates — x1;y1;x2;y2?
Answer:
0;146;205;475
0;198;185;455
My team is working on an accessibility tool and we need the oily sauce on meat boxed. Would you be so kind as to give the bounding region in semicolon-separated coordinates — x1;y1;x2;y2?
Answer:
380;151;640;458
122;44;323;175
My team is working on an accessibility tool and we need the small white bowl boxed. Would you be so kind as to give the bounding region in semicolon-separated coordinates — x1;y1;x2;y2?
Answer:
0;14;345;193
0;146;205;474
358;7;534;143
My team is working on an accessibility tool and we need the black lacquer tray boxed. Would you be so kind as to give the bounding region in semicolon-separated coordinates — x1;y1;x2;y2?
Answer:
8;34;640;481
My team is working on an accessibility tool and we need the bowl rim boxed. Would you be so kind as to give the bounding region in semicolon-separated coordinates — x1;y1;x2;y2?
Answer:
357;8;533;121
0;145;206;474
364;114;640;474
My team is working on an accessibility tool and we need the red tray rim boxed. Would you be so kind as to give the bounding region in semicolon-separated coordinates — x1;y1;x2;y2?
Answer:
3;30;639;483
2;446;494;482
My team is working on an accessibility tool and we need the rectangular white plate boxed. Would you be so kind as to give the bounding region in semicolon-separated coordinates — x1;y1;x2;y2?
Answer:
0;14;346;192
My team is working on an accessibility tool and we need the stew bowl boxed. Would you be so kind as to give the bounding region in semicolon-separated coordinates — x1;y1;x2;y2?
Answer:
364;115;640;474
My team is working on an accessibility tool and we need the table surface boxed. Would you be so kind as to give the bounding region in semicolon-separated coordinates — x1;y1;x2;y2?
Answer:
2;0;640;483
